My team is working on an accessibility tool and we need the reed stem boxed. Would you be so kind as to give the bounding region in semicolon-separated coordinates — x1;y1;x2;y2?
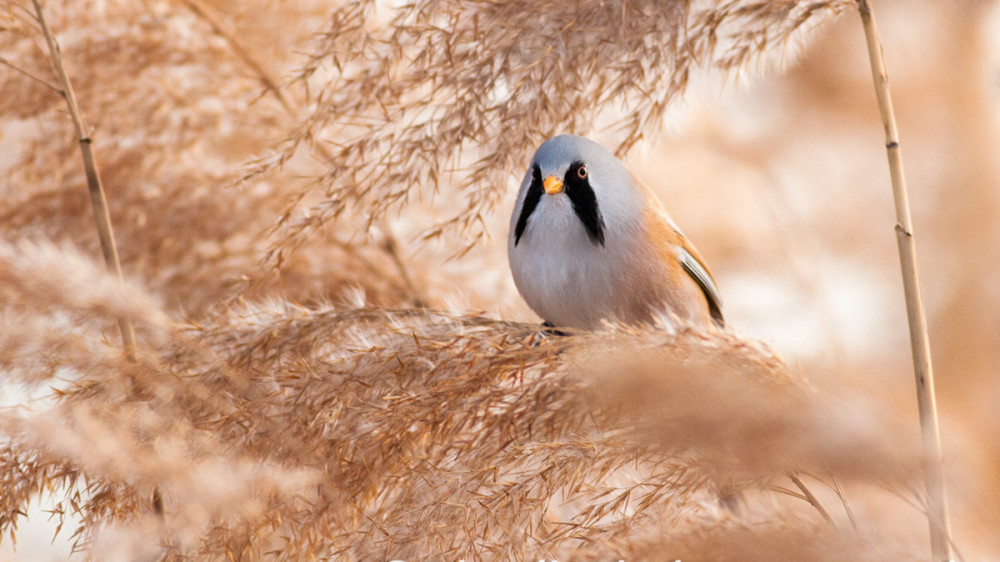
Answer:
31;0;137;360
855;1;952;559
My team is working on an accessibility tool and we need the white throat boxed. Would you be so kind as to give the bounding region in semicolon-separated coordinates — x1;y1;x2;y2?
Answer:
508;191;635;328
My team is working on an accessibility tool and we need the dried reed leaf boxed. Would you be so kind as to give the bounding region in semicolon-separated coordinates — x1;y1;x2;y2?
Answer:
260;0;852;264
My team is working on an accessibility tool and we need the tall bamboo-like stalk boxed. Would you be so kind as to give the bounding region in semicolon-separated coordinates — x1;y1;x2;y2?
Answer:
30;0;137;360
855;1;952;559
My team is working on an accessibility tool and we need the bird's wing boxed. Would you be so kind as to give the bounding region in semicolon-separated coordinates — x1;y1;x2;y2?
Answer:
677;242;725;327
630;171;725;327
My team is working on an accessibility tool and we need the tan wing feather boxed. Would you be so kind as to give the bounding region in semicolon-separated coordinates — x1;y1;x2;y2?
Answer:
632;172;724;327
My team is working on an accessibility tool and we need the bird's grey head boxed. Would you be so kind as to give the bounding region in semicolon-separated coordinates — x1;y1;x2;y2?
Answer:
532;135;622;174
512;134;641;248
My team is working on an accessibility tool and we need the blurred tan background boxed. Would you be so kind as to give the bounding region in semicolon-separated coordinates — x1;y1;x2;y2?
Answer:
650;2;1000;557
3;0;999;559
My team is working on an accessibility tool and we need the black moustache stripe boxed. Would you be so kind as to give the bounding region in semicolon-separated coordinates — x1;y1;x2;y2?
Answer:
565;162;605;246
513;164;543;246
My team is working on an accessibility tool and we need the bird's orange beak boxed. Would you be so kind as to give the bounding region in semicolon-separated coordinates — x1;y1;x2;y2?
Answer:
543;175;564;195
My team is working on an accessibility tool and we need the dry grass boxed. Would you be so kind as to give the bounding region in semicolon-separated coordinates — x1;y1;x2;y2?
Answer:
0;242;924;558
257;0;852;264
0;0;992;560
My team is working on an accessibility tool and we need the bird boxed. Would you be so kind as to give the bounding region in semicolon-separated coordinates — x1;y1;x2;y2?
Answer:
507;134;723;331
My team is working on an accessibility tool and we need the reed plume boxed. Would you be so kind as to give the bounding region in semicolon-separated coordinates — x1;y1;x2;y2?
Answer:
0;0;987;560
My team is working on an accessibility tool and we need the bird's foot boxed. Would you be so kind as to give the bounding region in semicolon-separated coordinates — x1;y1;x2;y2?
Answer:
541;321;569;338
527;321;570;347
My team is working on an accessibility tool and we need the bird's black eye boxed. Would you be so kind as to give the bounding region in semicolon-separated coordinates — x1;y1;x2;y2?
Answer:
562;161;605;246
